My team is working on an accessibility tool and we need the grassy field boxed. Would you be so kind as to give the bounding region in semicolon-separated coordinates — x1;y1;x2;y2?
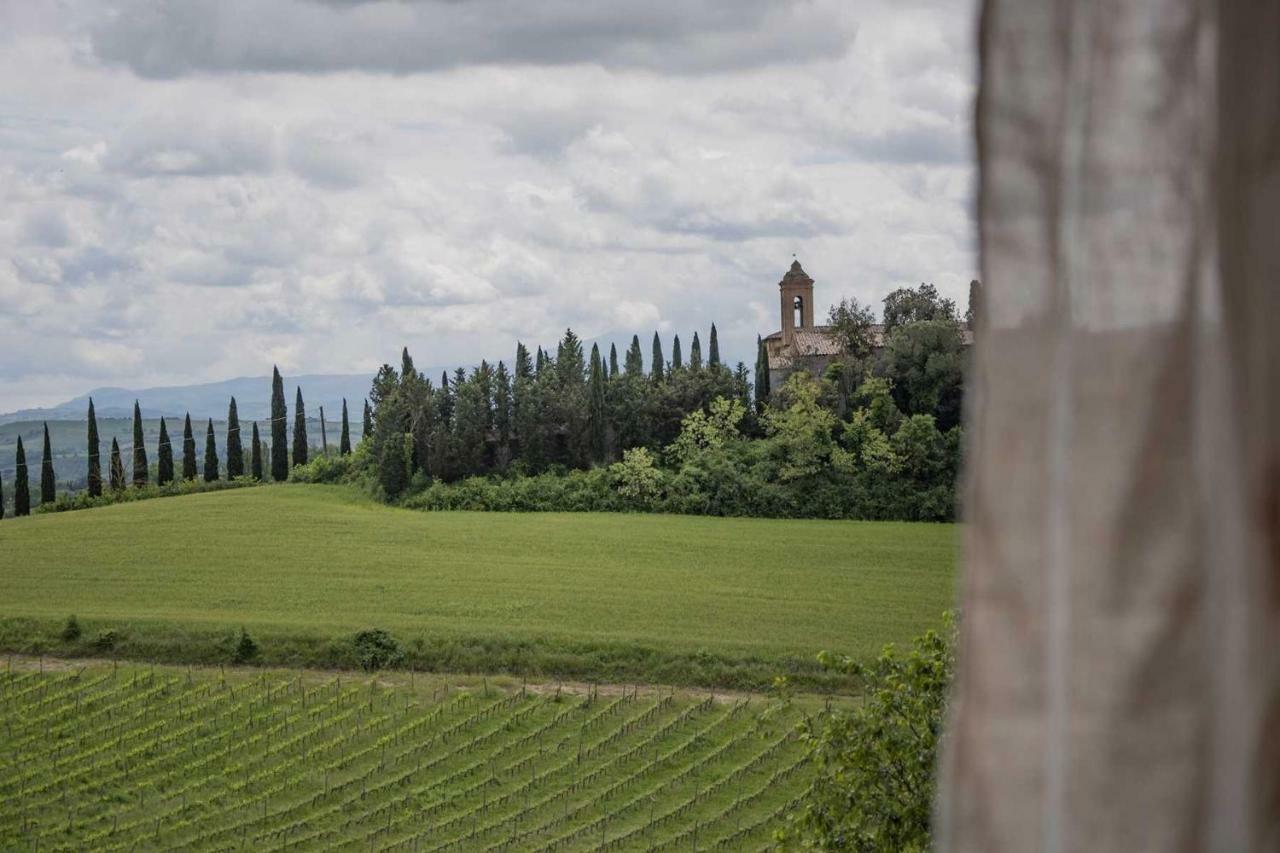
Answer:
0;485;957;690
0;661;814;850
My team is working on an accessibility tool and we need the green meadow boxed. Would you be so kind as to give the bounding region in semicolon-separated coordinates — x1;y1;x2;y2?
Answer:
0;486;957;690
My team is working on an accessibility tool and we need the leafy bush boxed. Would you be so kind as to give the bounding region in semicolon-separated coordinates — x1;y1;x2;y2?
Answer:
93;629;119;652
788;615;956;851
233;627;259;663
35;476;260;515
61;615;82;642
353;629;404;672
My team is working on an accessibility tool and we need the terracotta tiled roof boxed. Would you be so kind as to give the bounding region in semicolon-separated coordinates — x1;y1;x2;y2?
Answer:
764;323;974;369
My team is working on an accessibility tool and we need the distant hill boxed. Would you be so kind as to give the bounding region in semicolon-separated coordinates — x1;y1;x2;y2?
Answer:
0;373;383;425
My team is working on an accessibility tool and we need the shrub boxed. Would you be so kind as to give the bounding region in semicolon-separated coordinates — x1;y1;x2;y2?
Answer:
61;615;82;642
93;629;119;652
353;629;404;672
233;627;259;664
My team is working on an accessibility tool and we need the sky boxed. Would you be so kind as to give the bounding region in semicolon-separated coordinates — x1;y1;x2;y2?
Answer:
0;0;977;411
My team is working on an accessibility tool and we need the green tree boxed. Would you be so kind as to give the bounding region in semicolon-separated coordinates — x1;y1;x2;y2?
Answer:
374;395;410;499
494;362;512;459
828;296;878;362
86;398;102;498
226;397;244;478
588;344;607;462
270;367;289;481
362;399;373;443
13;436;29;515
157;418;174;485
609;343;620;378
789;618;955;852
881;282;957;332
292;387;308;467
624;335;644;378
708;323;720;367
204;419;219;482
754;336;770;412
182;413;198;481
880;320;965;430
651;333;666;383
108;437;124;493
131;401;147;487
0;466;5;520
763;373;839;481
339;399;352;455
966;278;983;329
40;422;55;504
671;334;683;371
666;396;745;464
250;422;263;480
689;332;703;371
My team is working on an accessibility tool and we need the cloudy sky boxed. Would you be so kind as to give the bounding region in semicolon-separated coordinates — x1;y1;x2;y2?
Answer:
1;0;976;410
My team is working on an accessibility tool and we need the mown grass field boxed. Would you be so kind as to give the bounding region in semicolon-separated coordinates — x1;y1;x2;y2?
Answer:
0;486;957;689
0;661;814;851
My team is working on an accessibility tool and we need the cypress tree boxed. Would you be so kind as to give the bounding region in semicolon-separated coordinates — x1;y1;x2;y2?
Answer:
251;422;263;480
690;332;703;370
609;344;620;379
226;397;244;478
672;334;683;370
0;466;4;520
157;418;174;485
754;335;771;410
86;398;102;498
13;436;29;516
362;399;373;442
651;333;665;382
270;366;289;481
40;422;55;504
339;399;352;455
494;363;512;451
709;324;721;367
624;335;644;377
131;401;147;487
515;343;533;380
204;419;219;482
292;388;308;467
588;344;607;462
108;438;124;493
182;413;198;480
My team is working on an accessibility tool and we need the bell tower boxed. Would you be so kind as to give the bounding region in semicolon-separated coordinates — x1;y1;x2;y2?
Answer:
779;260;815;347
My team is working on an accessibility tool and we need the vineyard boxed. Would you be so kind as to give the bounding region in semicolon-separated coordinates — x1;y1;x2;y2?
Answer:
0;662;814;851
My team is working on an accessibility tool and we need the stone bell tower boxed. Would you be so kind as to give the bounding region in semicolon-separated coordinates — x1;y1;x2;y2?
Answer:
779;260;815;348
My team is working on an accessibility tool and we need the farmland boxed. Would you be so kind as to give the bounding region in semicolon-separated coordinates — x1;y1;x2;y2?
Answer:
0;661;814;851
0;486;956;690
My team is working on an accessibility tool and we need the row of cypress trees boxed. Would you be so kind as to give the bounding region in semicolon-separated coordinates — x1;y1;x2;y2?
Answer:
2;368;356;518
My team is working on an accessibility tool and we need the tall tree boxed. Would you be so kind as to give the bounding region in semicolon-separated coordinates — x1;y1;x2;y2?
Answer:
292;387;309;467
609;343;620;379
0;465;4;520
754;336;771;411
319;406;329;456
671;334;683;371
966;278;984;329
226;397;244;478
39;420;56;502
157;418;174;485
494;362;512;456
651;333;666;383
131;401;148;487
182;413;198;480
588;344;607;462
624;335;644;377
251;422;263;480
40;422;55;504
270;366;289;481
14;436;30;515
881;283;957;332
108;437;124;493
86;398;102;498
690;332;703;371
204;419;220;482
362;399;373;442
339;399;352;455
708;324;721;367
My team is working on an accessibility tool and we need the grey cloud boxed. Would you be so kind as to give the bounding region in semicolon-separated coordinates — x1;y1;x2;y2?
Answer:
843;125;967;165
285;127;371;189
22;207;73;247
105;118;277;177
89;0;856;78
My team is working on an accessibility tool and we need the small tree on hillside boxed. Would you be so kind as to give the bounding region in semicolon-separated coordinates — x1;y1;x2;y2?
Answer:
708;323;721;368
270;367;289;481
226;397;244;478
40;422;56;504
131;401;148;487
671;334;683;371
651;333;665;383
339;398;352;455
690;332;703;371
14;436;30;515
108;437;125;493
182;413;198;480
157;418;174;485
250;422;263;480
86;398;102;498
204;419;219;482
292;388;308;467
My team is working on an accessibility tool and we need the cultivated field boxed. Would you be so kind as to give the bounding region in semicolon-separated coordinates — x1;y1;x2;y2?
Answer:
0;486;957;689
0;662;813;851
